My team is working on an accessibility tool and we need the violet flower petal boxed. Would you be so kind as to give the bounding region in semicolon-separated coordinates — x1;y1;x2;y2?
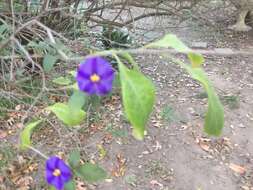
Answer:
45;156;72;190
76;56;115;96
46;156;58;171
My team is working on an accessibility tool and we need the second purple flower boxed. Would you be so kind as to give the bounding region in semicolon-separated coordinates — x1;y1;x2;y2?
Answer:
45;156;72;190
76;56;115;95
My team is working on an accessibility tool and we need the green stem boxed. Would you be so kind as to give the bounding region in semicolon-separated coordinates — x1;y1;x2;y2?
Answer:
26;145;49;159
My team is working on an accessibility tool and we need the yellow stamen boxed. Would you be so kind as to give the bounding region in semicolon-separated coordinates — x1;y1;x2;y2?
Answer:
90;74;100;82
53;169;61;177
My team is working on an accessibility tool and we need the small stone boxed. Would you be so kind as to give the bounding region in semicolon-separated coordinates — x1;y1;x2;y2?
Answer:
105;179;113;183
191;42;208;49
214;48;233;54
238;123;245;128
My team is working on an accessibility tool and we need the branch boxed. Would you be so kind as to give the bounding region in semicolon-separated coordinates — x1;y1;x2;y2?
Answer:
1;48;253;61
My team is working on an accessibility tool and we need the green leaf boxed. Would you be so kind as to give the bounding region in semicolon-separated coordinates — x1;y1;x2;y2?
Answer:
47;103;85;127
120;53;139;70
148;33;223;135
173;59;224;136
66;83;78;90
39;40;55;53
113;73;121;89
187;68;224;136
188;52;204;68
75;163;107;183
53;77;72;86
20;120;42;150
68;90;86;110
147;34;190;53
0;23;10;37
147;34;204;67
51;39;72;55
43;54;58;72
120;53;135;65
68;150;80;168
97;144;107;160
117;59;155;140
64;180;76;190
68;70;77;77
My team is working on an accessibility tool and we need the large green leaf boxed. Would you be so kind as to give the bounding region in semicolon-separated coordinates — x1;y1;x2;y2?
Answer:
49;179;76;189
64;180;76;190
168;57;224;136
52;77;72;86
68;150;80;168
147;34;204;67
118;60;155;140
188;52;205;68
67;83;78;90
75;163;107;183
146;33;223;135
120;53;139;70
43;54;58;72
68;70;77;77
185;67;224;136
147;34;190;53
68;90;86;110
47;103;85;127
20;120;42;150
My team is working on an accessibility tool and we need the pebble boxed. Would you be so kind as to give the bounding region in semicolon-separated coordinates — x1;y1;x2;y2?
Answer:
191;42;208;49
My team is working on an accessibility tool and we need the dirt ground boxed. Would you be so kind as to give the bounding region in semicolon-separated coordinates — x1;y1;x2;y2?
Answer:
99;46;252;190
86;14;253;190
1;4;253;190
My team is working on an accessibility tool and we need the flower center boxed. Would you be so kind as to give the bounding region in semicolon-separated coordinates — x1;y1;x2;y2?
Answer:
90;74;100;82
53;169;61;177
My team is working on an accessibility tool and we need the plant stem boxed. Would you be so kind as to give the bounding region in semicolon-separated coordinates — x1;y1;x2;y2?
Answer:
27;145;49;159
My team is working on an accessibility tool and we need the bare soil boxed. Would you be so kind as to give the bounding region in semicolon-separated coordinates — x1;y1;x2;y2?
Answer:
82;16;253;190
91;14;253;190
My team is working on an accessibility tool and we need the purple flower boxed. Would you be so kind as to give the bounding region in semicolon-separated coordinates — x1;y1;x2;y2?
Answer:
76;56;115;95
45;156;72;190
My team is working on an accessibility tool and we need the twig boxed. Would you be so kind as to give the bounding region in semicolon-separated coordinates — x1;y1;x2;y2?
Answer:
0;47;253;61
13;38;47;124
10;0;15;81
27;145;48;159
0;19;36;50
67;48;253;61
44;24;69;60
